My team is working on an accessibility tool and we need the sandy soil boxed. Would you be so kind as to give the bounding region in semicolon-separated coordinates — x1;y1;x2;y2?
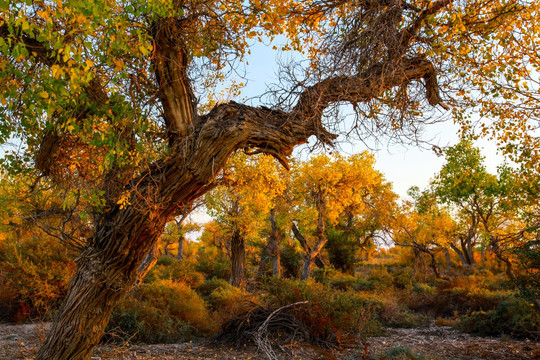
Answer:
1;322;538;360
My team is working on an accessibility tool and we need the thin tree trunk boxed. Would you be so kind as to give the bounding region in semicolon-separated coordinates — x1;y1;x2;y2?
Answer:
466;239;476;266
443;247;452;268
301;255;313;280
450;243;468;267
258;209;281;277
300;193;327;280
177;234;185;261
428;250;441;278
135;243;159;286
291;223;325;269
460;238;472;265
490;235;517;282
229;229;246;288
175;212;190;262
272;250;280;278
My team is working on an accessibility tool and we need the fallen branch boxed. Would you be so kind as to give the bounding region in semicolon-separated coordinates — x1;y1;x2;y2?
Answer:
254;301;309;360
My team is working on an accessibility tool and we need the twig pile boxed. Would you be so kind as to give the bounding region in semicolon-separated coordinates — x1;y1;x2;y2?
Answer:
214;302;310;349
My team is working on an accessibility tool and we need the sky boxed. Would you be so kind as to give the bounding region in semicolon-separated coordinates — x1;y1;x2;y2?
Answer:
234;40;505;200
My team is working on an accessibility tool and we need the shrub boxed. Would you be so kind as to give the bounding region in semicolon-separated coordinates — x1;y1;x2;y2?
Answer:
205;282;258;316
194;246;231;280
144;256;205;288
0;235;75;321
195;277;231;298
263;278;384;344
376;346;434;360
458;297;540;340
389;266;414;289
312;267;376;291
367;266;394;289
106;280;218;343
412;283;436;295
280;242;302;278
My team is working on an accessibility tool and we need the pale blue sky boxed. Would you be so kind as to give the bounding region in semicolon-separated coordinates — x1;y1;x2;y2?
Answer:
235;40;504;199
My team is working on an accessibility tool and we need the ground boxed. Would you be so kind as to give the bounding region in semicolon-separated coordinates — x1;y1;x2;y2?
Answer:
0;322;538;360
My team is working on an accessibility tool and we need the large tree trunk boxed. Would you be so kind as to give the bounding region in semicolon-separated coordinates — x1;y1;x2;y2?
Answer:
35;207;168;360
229;229;246;287
35;101;325;359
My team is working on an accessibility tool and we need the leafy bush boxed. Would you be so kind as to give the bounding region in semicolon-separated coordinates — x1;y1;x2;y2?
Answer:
144;256;205;288
376;346;434;360
312;267;376;291
194;246;231;280
0;235;75;321
280;241;302;278
195;277;231;298
388;265;414;289
205;282;257;316
412;283;436;295
458;297;540;340
263;278;384;343
106;280;218;343
367;266;394;289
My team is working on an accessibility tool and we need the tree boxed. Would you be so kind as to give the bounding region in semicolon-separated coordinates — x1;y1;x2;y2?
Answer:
386;190;455;278
431;140;524;276
205;153;285;287
0;0;538;358
325;162;397;273
291;152;388;279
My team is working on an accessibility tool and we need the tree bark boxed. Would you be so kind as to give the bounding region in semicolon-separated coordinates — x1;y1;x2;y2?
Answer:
258;208;281;277
229;229;246;288
300;193;328;280
291;223;325;269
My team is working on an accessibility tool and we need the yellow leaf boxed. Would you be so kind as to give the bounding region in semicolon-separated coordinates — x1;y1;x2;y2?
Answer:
39;91;49;99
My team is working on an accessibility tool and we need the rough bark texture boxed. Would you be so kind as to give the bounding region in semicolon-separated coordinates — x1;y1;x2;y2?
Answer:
229;229;246;288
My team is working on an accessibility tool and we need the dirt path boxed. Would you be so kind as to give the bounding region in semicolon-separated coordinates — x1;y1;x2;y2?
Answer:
1;322;538;360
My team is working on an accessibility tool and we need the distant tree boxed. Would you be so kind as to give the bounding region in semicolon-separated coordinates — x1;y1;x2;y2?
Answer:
291;152;390;279
206;153;286;287
387;189;455;278
431;140;524;277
